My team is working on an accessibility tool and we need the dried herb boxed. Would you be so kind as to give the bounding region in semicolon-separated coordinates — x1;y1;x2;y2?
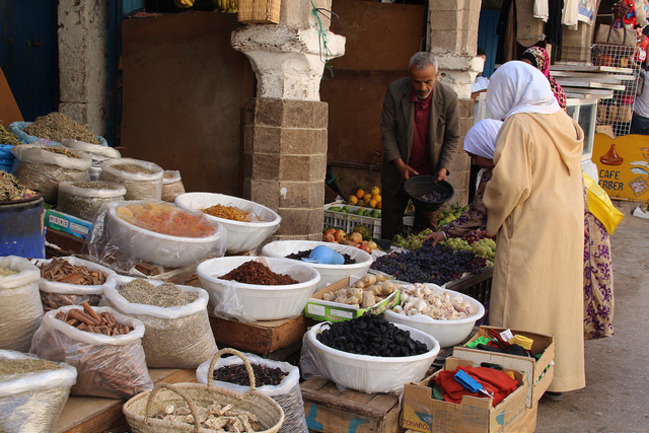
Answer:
0;123;21;146
0;267;18;277
0;359;61;376
0;170;31;202
112;163;156;175
119;279;198;307
43;147;79;159
23;112;100;144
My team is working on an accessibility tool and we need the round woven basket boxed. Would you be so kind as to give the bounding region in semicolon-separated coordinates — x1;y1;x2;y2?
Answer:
123;348;284;433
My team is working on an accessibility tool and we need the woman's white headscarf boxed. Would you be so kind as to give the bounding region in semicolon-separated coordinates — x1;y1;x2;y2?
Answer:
486;61;561;120
463;119;503;159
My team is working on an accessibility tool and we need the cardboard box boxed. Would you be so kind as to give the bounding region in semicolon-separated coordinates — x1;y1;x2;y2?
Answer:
304;276;401;322
401;357;529;433
452;326;555;408
45;208;93;239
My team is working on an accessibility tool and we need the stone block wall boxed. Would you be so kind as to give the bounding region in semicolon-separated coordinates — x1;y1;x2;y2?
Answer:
243;98;328;241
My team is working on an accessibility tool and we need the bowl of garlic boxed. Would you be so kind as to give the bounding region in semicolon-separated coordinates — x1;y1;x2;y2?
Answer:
383;283;484;348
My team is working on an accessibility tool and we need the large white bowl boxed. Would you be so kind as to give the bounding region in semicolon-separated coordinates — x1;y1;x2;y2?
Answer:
261;240;373;290
196;256;321;321
104;202;226;268
383;286;485;348
175;192;281;254
306;321;440;394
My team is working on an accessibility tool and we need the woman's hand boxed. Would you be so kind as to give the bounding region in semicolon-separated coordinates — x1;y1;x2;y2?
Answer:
424;231;446;246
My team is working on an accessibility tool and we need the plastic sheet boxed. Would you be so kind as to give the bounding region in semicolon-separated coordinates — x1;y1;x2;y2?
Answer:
299;321;440;396
196;256;320;322
30;305;153;399
10;144;92;203
99;157;163;200
86;200;227;272
8;121;108;146
57;181;126;221
32;256;116;312
0;349;77;433
102;275;218;368
0;256;43;352
196;352;307;433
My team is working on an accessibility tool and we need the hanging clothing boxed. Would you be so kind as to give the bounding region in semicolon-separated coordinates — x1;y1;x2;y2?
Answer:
545;0;564;45
563;0;579;29
521;46;568;110
484;61;586;393
534;0;549;21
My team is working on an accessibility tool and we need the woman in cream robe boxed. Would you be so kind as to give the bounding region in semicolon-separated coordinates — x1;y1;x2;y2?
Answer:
484;61;586;393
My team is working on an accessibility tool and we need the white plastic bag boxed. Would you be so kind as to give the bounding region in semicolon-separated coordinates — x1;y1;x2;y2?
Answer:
10;144;92;203
62;138;121;162
99;157;163;200
57;181;126;221
102;275;218;368
33;256;116;311
196;351;307;433
161;170;185;202
0;256;43;352
0;350;77;433
30;305;153;399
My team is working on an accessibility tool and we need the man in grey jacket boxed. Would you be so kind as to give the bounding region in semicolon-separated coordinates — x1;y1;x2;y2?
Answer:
380;52;460;240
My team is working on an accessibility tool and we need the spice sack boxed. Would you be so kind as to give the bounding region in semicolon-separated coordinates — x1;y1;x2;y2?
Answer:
30;305;153;399
102;276;218;368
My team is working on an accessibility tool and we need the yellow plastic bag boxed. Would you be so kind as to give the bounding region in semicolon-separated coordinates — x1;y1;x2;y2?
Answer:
583;173;624;234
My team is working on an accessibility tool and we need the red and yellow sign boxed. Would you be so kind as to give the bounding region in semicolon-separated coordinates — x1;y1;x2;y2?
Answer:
593;133;649;203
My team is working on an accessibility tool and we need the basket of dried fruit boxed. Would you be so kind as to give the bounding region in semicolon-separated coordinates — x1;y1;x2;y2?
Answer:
123;348;284;433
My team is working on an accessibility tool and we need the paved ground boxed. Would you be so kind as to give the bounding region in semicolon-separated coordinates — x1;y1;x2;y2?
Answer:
536;201;649;433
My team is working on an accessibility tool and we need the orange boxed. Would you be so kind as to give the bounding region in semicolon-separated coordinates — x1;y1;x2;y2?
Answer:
372;194;381;203
369;199;378;208
355;189;365;199
370;186;380;196
348;195;358;205
363;194;372;204
377;201;382;209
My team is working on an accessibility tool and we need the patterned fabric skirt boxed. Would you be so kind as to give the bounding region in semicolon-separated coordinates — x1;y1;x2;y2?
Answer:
583;211;615;340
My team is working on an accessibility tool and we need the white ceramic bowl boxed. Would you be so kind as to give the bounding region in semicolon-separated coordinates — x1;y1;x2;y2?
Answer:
383;286;485;348
306;321;440;394
196;256;321;321
104;202;226;268
175;192;281;254
261;240;373;290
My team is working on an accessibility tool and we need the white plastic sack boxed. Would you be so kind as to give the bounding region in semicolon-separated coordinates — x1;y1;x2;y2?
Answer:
0;256;43;352
99;157;163;200
161;170;185;203
101;275;218;368
86;200;226;273
10;144;91;203
62;138;121;161
32;256;116;312
30;305;152;399
57;181;126;221
0;349;77;433
8;121;108;146
196;352;307;433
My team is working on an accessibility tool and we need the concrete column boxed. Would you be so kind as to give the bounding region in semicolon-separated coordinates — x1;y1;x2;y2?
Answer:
58;0;109;136
233;0;345;239
427;0;483;205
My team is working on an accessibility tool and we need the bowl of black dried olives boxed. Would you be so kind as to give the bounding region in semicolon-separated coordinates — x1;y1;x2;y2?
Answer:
403;176;454;212
305;314;440;394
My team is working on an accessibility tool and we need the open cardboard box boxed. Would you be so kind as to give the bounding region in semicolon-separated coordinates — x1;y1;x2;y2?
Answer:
401;357;532;433
452;325;555;408
304;276;400;322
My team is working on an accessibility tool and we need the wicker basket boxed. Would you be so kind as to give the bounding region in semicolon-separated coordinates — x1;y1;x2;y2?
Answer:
238;0;281;24
123;348;284;433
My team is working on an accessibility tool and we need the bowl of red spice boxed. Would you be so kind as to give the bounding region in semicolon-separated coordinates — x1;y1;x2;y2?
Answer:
196;256;321;321
104;200;226;268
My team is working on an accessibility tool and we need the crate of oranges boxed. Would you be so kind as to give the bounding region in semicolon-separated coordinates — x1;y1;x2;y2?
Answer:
323;186;382;239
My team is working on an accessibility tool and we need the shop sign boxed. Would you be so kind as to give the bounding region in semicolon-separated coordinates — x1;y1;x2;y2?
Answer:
593;133;649;203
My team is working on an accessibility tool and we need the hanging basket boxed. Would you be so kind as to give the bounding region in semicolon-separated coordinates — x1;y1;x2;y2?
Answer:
238;0;281;25
123;348;284;433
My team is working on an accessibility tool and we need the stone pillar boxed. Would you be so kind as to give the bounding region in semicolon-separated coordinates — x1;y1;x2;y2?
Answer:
427;0;483;205
233;0;345;239
58;0;109;136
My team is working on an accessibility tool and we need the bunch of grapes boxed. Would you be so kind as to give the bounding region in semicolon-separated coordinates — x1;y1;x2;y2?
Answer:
442;237;496;267
392;229;433;251
370;242;486;285
462;230;492;244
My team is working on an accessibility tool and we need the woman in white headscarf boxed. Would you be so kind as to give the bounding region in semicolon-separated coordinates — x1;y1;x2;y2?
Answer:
484;61;585;398
424;119;503;245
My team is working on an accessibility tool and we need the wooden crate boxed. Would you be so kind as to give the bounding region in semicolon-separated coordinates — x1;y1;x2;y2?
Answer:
302;378;405;433
238;0;281;24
